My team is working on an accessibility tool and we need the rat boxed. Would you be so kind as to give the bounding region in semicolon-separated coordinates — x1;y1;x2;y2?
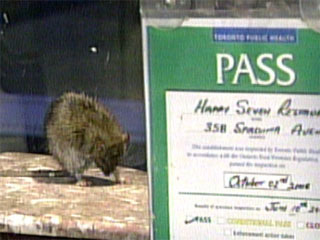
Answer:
45;92;130;185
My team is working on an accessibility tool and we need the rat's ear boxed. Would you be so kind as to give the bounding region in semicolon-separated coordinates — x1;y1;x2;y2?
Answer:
122;133;130;144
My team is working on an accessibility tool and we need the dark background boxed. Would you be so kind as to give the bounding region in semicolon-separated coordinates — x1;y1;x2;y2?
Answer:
0;0;146;169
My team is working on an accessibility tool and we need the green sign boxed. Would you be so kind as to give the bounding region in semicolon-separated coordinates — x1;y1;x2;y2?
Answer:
143;18;320;240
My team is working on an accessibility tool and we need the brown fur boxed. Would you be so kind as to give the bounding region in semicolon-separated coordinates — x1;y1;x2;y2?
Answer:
45;92;129;181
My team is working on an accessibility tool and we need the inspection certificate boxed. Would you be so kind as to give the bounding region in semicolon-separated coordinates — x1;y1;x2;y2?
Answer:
167;91;320;239
142;18;320;240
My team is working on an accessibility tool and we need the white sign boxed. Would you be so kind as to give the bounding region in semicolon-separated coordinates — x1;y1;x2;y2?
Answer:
166;91;320;239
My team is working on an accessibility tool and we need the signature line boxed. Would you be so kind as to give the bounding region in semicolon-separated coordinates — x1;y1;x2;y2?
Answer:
178;192;320;202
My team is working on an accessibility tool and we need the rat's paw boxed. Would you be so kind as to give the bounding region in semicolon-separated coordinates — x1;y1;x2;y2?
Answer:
111;170;132;185
116;176;132;185
76;178;93;187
